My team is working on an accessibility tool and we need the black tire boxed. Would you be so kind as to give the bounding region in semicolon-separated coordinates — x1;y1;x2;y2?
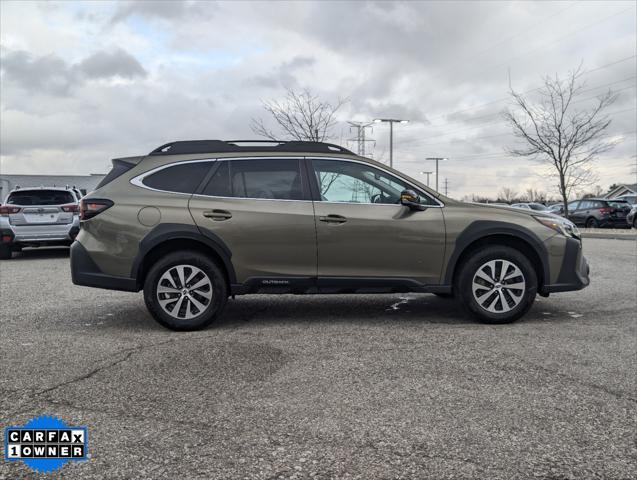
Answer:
0;245;12;260
585;217;599;228
633;217;637;229
143;250;228;331
455;246;537;324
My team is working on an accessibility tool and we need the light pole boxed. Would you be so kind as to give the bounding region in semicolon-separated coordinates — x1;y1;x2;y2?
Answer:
425;157;447;192
374;118;409;168
419;171;433;187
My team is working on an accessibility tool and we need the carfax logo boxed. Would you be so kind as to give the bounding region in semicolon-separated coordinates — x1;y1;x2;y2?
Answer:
4;415;88;474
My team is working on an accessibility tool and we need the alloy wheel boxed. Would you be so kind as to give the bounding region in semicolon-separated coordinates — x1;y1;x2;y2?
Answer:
156;264;213;320
471;259;526;314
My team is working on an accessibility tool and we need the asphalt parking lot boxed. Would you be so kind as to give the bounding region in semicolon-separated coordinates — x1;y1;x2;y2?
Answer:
1;238;635;479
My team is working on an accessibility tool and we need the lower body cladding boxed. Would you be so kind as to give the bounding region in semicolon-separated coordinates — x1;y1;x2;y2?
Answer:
70;236;590;297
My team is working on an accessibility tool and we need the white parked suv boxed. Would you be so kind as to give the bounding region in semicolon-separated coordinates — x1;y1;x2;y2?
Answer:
0;186;81;259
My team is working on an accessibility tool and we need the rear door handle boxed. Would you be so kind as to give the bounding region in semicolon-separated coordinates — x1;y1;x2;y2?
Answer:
319;214;347;224
203;209;232;221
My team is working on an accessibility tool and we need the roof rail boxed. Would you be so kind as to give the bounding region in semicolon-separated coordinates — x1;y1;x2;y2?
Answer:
148;140;355;156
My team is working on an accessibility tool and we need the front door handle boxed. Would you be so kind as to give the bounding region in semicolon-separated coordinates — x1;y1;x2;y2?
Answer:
203;209;232;221
319;214;347;224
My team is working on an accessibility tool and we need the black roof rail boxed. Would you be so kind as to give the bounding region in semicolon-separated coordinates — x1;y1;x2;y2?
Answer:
148;140;355;156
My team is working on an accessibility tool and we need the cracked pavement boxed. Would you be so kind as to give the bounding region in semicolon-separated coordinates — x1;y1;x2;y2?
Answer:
1;238;636;479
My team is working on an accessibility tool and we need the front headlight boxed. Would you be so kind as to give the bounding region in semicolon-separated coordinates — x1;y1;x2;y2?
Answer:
534;216;580;239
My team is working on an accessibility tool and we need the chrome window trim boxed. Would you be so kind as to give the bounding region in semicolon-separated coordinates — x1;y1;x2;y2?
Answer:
305;156;444;208
130;155;444;207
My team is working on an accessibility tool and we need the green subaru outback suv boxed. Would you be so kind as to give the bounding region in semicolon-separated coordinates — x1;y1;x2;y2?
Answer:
71;140;589;330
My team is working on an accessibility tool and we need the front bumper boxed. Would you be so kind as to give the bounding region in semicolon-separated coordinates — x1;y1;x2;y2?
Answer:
541;237;590;294
70;241;139;292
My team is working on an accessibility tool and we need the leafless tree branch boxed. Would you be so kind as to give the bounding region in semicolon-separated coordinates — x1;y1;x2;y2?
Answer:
250;88;348;142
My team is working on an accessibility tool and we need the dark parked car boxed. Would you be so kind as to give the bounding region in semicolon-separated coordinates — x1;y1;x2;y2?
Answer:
567;198;632;228
627;205;637;229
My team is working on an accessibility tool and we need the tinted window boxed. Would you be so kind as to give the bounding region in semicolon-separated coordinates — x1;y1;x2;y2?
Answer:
608;200;629;209
312;159;435;205
202;159;304;200
7;190;75;206
143;162;211;193
567;201;579;210
202;162;231;197
528;203;548;211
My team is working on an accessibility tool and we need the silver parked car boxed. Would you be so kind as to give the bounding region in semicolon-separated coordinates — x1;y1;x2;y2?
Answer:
511;202;551;212
0;186;80;259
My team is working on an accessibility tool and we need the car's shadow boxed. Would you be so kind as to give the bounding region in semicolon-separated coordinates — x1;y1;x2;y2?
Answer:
7;247;70;260
90;293;575;333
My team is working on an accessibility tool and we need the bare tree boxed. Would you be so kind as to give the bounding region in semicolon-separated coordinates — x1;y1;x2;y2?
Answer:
251;88;347;142
498;187;518;203
503;65;618;216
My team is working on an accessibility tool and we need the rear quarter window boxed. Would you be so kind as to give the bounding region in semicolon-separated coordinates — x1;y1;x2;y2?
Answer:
142;162;212;194
7;190;75;206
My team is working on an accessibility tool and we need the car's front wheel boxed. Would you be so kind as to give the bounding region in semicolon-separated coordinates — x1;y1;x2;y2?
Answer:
456;246;537;324
143;251;228;331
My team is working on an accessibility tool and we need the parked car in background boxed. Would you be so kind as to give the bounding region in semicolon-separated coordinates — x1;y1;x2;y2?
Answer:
566;198;632;228
511;202;551;212
627;205;637;229
616;194;637;205
0;186;80;259
548;203;565;215
71;139;589;330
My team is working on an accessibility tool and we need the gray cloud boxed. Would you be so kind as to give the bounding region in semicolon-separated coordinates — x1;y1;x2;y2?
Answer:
0;50;76;95
0;47;147;97
78;48;147;79
110;0;214;24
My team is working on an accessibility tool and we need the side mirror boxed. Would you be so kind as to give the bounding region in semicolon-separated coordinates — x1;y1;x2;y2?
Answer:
400;189;427;211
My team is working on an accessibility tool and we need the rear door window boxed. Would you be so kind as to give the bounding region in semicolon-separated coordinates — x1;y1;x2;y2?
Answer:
202;159;305;200
142;162;212;194
7;190;75;206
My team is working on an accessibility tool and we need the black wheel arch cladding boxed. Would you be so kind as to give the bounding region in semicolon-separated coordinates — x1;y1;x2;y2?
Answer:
132;223;236;286
444;220;550;287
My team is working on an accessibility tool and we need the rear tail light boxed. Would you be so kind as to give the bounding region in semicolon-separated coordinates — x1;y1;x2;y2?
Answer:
80;199;114;221
61;203;79;213
0;205;21;216
599;207;612;215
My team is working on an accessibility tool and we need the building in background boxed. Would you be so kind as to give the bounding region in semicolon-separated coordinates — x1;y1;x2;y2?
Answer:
0;174;106;201
605;183;637;199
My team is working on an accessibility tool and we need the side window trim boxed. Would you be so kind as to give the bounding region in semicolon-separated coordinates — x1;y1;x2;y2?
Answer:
305;156;444;207
193;157;312;202
131;159;216;195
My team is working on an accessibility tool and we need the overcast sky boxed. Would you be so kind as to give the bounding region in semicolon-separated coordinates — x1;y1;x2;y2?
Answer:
1;0;635;199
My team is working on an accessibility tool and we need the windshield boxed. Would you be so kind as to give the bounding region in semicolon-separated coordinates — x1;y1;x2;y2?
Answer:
608;201;629;209
528;203;549;211
6;190;75;206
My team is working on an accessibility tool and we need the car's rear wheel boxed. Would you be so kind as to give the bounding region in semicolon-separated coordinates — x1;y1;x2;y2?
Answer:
143;251;228;331
585;217;599;228
0;245;12;260
456;246;537;324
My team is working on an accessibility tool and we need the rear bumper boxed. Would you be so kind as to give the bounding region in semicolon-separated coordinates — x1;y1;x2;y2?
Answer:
3;221;79;245
541;237;590;294
70;241;139;292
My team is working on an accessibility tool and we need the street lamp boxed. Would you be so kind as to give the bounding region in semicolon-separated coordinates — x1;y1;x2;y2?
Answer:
374;118;409;168
425;157;448;192
419;171;433;187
